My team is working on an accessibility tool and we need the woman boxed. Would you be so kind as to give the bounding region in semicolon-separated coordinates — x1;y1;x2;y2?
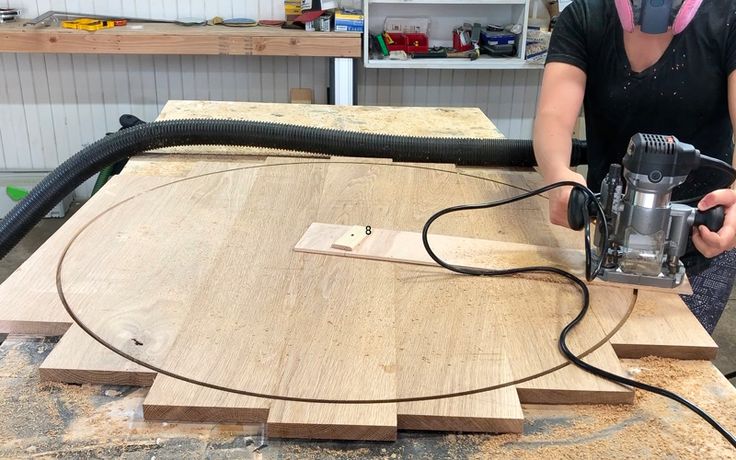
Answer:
533;0;736;332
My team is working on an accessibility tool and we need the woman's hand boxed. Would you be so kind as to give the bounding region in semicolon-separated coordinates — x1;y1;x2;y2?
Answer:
692;189;736;258
546;169;587;228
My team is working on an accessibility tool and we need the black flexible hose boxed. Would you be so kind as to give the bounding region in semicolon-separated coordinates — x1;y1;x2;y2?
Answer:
0;119;587;259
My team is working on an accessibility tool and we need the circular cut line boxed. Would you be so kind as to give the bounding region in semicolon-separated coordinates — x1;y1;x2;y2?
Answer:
57;161;637;404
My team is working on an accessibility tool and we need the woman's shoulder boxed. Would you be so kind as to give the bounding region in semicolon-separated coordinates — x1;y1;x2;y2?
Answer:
556;0;614;38
695;0;736;23
563;0;609;16
688;0;736;41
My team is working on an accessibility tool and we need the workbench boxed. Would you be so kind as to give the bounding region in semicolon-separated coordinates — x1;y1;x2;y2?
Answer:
0;102;734;458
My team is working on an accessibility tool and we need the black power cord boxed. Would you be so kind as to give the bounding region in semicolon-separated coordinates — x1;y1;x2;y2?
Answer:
421;180;736;449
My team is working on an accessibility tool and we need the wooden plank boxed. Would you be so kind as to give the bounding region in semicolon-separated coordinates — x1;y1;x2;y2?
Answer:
516;344;634;405
330;225;369;251
0;21;360;57
267;401;397;441
143;376;270;423
395;264;524;433
34;161;640;435
397;391;523;433
385;161;527;432
507;284;636;404
293;223;693;295
4;160;644;438
41;161;261;388
605;291;718;360
252;36;361;58
0;175;173;335
263;161;399;440
40;325;155;386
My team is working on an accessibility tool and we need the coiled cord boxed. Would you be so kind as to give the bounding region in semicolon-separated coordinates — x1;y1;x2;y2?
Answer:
421;181;736;449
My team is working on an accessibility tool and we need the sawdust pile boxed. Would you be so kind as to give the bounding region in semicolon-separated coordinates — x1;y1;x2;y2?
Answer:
280;445;375;459
0;345;97;454
438;357;736;460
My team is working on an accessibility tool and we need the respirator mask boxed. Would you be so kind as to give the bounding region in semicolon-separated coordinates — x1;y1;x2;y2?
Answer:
615;0;702;34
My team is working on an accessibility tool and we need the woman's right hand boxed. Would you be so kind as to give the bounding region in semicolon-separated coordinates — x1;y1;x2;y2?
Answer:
545;169;587;228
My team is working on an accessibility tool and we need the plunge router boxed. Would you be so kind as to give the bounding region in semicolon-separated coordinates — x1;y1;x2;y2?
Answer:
568;133;732;288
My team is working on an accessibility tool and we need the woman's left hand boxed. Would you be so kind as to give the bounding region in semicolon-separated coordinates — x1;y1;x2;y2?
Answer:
692;189;736;258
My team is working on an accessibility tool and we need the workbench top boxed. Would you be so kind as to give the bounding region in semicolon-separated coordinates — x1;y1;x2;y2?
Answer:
1;335;733;458
0;102;733;457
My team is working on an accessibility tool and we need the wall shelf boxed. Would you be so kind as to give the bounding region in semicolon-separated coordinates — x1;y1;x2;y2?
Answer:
364;0;541;70
366;56;542;69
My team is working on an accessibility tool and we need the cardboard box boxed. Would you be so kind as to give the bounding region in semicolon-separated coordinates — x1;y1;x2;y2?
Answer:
290;88;314;104
305;13;332;31
334;9;364;32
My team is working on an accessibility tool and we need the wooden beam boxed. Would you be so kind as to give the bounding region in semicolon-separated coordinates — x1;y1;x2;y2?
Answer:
0;21;361;57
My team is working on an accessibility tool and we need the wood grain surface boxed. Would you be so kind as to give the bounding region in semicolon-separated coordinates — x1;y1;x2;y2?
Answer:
0;21;361;57
294;223;693;295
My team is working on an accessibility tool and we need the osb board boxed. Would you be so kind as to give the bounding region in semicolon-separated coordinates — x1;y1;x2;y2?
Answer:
150;100;503;156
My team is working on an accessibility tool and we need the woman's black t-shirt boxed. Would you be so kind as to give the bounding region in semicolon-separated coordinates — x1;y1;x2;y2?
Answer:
547;0;736;271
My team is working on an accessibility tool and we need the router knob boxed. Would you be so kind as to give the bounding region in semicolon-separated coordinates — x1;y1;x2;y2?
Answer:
567;187;589;231
694;205;725;232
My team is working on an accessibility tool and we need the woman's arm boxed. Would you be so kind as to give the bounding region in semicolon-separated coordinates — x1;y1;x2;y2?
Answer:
691;70;736;257
533;62;588;227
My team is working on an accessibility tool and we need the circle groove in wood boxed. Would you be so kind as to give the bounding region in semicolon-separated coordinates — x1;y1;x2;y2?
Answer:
57;161;635;403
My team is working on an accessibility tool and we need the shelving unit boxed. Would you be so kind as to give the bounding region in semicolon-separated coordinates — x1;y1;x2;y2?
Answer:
363;0;543;70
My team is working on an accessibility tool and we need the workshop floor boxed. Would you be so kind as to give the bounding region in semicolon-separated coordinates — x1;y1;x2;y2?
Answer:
1;201;735;381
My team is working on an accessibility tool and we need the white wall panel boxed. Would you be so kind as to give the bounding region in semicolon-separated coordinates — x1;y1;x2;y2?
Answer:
0;1;332;199
0;0;542;200
357;67;542;139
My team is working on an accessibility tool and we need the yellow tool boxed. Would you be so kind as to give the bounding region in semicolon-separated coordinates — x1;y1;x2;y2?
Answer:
61;18;115;32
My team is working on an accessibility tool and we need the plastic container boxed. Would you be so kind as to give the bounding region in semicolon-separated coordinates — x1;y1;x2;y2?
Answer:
452;31;474;52
385;32;407;52
405;33;428;53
